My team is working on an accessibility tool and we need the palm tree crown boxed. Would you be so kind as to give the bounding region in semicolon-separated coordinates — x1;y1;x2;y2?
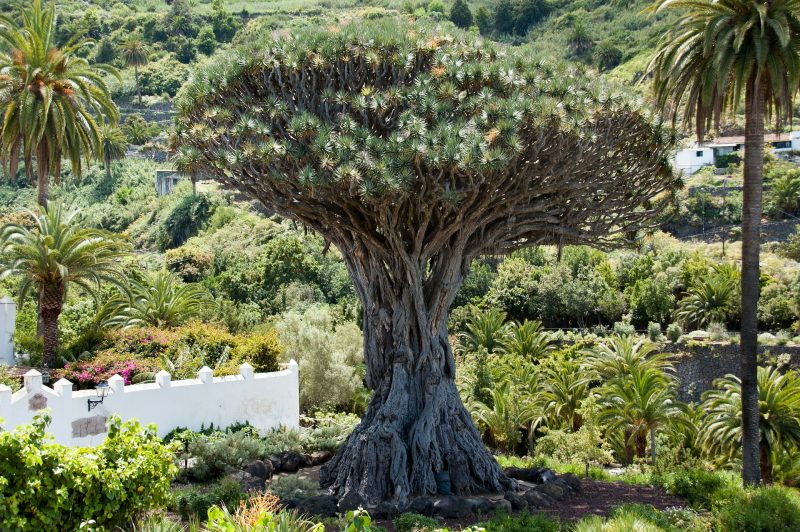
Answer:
121;34;148;106
122;270;209;328
650;0;800;139
99;120;127;180
0;0;119;207
0;202;129;366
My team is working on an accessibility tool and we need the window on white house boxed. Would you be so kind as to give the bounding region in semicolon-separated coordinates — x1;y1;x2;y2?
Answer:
696;150;704;157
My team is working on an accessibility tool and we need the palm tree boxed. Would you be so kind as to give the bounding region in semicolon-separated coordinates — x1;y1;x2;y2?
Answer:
499;319;554;361
0;203;129;367
676;276;737;329
99;121;127;181
120;34;148;106
471;381;537;453
121;270;209;328
598;365;689;467
539;360;589;432
649;0;800;485
0;0;119;208
699;367;800;484
457;307;508;355
582;335;673;381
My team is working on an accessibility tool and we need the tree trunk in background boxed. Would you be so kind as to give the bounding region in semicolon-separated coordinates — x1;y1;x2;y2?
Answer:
135;65;142;106
39;283;64;369
741;74;765;487
36;141;49;209
634;431;647;459
650;426;657;468
759;444;773;484
320;249;510;505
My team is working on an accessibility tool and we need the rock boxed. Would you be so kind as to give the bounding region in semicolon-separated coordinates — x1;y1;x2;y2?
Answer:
433;496;473;519
309;450;333;466
493;499;513;514
523;489;554;509
560;473;582;492
467;497;494;515
276;451;304;473
268;455;283;471
372;501;400;519
535;482;566;501
504;467;557;484
282;499;298;510
300;453;313;467
224;471;266;492
337;491;364;512
408;496;434;516
504;491;527;511
551;478;572;494
296;495;338;518
244;459;273;480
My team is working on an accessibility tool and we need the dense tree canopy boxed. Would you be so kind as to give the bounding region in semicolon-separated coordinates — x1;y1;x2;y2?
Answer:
176;20;677;504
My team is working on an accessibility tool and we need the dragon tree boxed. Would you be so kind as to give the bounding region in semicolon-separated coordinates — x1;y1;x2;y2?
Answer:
175;20;677;505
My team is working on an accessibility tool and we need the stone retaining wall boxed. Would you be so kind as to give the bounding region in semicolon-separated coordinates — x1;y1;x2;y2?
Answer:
664;343;800;402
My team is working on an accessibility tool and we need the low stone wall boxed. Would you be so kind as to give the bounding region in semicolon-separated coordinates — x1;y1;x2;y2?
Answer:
0;361;299;446
664;343;800;402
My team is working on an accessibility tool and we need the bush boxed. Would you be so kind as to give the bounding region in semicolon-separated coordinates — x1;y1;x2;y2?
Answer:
666;323;683;343
0;365;20;391
0;413;176;530
269;475;322;501
57;355;161;389
165;244;214;282
613;321;636;336
158;193;217;251
716;486;800;532
232;330;282;372
187;431;266;482
647;322;662;342
475;511;561;532
660;469;731;510
171;477;244;520
393;512;439;532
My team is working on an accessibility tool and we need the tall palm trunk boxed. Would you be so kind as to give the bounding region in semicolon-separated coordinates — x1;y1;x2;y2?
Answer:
39;282;64;369
105;154;112;181
36;141;49;209
634;430;647;458
759;443;773;484
741;73;765;487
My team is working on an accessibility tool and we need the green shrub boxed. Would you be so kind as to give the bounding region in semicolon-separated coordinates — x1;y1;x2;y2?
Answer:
0;365;20;391
716;486;800;532
393;512;439;532
0;413;176;530
475;510;561;532
171;477;244;520
187;431;267;482
666;323;682;343
613;321;636;336
269;475;322;501
660;469;732;510
647;322;662;342
165;244;214;282
232;330;282;372
158;193;217;251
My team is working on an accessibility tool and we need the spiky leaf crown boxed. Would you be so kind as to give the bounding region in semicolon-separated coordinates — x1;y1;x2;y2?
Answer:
176;19;677;252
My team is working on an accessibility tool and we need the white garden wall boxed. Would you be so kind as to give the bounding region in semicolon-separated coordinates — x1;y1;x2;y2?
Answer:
0;361;299;446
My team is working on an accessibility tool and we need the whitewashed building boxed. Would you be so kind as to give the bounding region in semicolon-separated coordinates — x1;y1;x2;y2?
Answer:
674;131;800;175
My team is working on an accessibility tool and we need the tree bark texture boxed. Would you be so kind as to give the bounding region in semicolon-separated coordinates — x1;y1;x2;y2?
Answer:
36;140;48;209
39;282;64;369
740;74;764;487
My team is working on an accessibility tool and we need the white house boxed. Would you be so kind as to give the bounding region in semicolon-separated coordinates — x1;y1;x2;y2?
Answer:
674;131;800;175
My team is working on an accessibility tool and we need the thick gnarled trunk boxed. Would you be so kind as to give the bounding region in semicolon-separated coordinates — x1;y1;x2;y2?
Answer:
39;282;64;369
320;247;510;505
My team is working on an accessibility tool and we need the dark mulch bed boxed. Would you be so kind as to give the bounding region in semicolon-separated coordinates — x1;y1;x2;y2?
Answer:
372;479;688;530
542;479;688;522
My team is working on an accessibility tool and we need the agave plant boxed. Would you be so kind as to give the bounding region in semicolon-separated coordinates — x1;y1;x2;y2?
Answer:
121;270;211;328
500;319;554;361
698;366;800;483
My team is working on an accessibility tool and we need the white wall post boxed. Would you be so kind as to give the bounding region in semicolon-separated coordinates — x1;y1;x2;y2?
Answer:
0;296;16;365
239;362;254;380
198;366;213;384
0;384;11;407
23;369;42;392
155;370;171;388
54;378;73;399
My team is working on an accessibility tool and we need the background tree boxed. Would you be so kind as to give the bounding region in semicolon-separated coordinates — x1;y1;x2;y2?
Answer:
494;0;516;34
121;34;149;106
475;6;492;35
0;0;119;208
649;0;800;486
99;121;127;181
211;0;239;42
175;21;676;504
450;0;473;29
0;203;128;367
